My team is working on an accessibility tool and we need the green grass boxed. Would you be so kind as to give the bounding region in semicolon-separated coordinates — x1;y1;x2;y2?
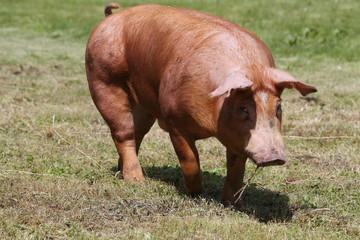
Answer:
0;0;359;239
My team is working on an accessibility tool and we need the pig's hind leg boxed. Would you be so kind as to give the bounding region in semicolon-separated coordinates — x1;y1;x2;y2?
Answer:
132;104;156;154
87;77;150;182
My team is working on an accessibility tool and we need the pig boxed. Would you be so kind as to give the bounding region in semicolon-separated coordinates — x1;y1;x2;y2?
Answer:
85;3;317;206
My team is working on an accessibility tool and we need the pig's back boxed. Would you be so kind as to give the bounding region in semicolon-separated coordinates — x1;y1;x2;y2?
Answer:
86;4;274;120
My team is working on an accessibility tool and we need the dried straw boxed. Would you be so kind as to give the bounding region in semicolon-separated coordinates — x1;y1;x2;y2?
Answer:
234;166;259;204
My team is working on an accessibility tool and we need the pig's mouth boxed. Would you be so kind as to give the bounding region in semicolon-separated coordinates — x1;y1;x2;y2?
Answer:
255;158;286;167
247;152;286;167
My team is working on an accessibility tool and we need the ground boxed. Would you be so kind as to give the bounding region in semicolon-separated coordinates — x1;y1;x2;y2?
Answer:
0;0;359;239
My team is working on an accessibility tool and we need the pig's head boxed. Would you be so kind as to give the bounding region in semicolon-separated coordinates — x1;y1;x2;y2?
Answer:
212;67;316;167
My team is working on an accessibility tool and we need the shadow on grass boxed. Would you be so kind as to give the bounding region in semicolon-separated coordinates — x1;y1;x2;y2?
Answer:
141;165;293;223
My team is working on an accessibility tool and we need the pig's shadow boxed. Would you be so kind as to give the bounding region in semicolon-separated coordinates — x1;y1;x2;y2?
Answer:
142;165;292;223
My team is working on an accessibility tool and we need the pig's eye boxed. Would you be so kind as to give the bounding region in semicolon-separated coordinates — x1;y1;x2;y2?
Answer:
236;106;250;121
276;104;282;118
238;106;248;113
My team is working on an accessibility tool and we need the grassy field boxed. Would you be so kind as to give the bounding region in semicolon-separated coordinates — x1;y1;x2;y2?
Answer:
0;0;359;239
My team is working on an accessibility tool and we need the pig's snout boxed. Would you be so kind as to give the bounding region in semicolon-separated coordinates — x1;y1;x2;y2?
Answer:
246;133;286;167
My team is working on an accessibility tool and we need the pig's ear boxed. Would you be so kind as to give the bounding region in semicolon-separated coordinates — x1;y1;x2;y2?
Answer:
271;69;317;96
210;72;253;98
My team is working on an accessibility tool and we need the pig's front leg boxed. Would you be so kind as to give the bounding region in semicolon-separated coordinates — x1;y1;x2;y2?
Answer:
169;130;204;195
222;149;247;207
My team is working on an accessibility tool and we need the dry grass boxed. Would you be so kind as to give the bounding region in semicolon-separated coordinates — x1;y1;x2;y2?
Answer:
1;0;359;239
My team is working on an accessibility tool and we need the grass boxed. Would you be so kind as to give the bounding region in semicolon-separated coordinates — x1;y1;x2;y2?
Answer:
0;0;359;239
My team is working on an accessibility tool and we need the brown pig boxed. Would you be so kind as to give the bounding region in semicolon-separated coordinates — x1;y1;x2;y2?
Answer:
85;3;316;205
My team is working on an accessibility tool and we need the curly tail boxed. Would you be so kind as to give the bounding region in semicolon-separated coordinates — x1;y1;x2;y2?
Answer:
104;2;120;17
